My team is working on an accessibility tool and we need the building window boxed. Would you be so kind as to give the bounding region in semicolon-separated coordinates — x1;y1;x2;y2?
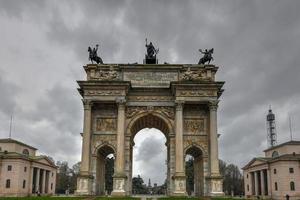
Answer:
289;168;294;173
52;172;54;177
290;182;295;191
273;168;277;174
275;182;278;191
51;183;53;190
24;167;27;172
23;180;26;188
247;184;249;191
6;179;10;188
7;165;12;171
22;149;29;155
247;174;248;178
272;151;279;158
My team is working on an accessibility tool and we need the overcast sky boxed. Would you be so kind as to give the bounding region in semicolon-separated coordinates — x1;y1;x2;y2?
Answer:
0;0;300;185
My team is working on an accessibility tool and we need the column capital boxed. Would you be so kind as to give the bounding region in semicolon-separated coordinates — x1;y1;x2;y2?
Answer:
175;100;185;111
82;99;93;110
208;100;219;111
116;97;126;110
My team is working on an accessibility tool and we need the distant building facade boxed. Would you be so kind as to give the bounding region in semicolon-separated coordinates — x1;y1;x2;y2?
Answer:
0;138;57;197
243;141;300;200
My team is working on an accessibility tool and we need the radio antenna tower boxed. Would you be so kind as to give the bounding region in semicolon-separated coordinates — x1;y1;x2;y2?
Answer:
266;106;277;147
9;114;13;139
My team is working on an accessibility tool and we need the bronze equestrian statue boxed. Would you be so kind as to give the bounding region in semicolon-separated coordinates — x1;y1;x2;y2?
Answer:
198;48;214;65
88;44;103;64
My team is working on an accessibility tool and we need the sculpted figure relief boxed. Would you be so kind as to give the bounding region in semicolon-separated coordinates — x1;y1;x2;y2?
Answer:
90;66;119;81
96;118;117;132
181;67;207;81
184;119;204;134
126;106;174;119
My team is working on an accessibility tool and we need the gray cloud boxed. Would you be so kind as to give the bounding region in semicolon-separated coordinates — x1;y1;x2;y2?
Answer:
1;0;300;182
0;71;19;115
134;130;167;185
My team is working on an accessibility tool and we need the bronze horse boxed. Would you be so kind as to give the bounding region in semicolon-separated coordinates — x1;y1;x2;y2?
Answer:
198;48;214;65
88;44;103;64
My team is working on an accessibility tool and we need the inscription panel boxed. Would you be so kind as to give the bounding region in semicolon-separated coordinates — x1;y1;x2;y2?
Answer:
123;71;178;88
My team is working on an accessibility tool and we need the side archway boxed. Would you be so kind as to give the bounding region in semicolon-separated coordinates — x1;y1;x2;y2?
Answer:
185;145;205;197
95;145;115;195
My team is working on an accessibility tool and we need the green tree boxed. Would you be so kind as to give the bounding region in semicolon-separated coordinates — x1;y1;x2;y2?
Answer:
69;162;81;193
185;158;194;195
219;160;244;196
105;157;114;194
56;161;72;194
132;175;147;194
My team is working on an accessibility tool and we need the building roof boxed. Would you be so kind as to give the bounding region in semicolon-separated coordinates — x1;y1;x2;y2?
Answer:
0;138;37;150
242;153;300;170
263;140;300;152
0;151;57;168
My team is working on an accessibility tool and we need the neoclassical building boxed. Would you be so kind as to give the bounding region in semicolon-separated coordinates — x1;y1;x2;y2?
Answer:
0;138;57;197
76;63;225;196
243;140;300;200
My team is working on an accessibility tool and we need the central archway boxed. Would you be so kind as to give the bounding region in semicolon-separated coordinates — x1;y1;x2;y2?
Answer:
133;128;166;194
126;112;173;196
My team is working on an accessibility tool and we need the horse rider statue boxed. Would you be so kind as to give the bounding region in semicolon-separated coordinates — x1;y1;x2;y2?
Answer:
198;48;214;64
88;44;103;64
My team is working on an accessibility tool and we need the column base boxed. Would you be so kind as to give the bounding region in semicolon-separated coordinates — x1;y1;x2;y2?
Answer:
206;175;224;196
75;173;94;195
111;173;127;196
172;173;187;196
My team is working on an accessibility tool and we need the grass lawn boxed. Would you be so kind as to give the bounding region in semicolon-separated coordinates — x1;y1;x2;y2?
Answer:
158;197;246;200
0;198;83;200
0;197;246;200
0;197;139;200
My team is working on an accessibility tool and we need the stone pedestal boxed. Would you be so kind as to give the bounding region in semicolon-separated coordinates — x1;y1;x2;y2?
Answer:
206;175;224;196
111;175;127;196
173;173;187;196
75;175;93;195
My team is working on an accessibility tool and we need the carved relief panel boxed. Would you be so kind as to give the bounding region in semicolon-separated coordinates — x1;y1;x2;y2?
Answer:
184;119;204;135
96;117;117;133
92;103;117;134
183;104;208;135
126;106;175;120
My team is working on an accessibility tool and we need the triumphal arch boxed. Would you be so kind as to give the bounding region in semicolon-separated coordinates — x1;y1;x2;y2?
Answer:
76;47;224;196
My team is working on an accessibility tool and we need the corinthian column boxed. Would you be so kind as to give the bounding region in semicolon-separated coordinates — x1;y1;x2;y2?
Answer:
80;99;93;175
175;101;184;174
173;100;186;196
112;97;126;196
208;101;224;196
115;98;126;174
209;101;220;175
76;99;93;195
